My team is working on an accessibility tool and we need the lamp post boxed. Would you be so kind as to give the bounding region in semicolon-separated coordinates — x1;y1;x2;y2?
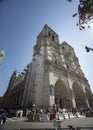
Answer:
0;51;5;64
85;46;93;52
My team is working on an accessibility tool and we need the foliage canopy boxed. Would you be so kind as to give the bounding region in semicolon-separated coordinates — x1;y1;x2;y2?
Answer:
68;0;93;30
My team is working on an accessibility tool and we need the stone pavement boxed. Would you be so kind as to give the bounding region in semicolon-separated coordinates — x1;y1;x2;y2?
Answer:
7;116;28;121
6;116;93;129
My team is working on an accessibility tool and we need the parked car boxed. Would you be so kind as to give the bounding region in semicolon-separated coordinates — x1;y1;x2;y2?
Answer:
0;109;7;126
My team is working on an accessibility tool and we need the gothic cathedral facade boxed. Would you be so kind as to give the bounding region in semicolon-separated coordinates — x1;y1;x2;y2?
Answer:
3;24;93;110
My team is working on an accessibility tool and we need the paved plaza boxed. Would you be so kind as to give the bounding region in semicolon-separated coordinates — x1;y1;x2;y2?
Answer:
5;117;93;129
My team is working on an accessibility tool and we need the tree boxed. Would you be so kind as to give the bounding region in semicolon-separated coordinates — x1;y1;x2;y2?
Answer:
68;0;93;30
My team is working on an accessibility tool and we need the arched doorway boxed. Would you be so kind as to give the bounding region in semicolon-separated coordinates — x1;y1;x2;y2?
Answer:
54;80;67;108
85;87;93;109
72;82;87;109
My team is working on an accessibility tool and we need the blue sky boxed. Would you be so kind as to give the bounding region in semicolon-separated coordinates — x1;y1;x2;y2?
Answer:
0;0;93;96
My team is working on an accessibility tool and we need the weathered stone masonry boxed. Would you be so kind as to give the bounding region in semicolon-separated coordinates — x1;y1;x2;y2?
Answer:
2;24;93;110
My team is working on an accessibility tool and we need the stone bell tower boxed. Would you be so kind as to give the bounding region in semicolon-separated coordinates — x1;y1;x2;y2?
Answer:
27;24;60;107
23;24;93;110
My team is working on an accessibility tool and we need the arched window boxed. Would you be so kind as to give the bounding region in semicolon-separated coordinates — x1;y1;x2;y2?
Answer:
55;59;57;64
62;46;65;49
48;32;51;36
52;35;54;41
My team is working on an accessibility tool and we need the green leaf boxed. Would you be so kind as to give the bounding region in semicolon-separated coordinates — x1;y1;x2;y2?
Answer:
72;13;78;17
67;0;72;2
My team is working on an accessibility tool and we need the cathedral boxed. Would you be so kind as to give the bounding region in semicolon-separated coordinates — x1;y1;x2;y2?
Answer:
2;24;93;110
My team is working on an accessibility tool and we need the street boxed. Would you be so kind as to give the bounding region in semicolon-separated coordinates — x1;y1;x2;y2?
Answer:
0;117;93;130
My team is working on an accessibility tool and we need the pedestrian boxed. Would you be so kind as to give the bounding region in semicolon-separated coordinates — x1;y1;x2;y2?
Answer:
20;110;23;118
17;110;21;118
